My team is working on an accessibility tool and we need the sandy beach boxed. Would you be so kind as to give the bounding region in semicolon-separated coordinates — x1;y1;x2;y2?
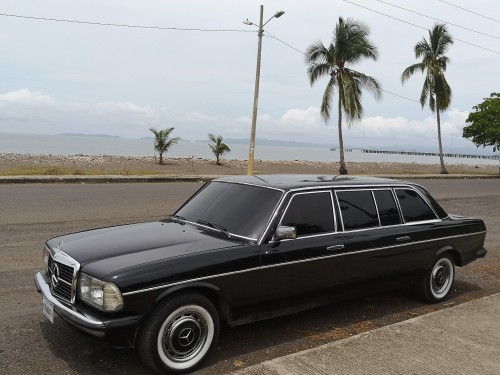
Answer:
0;153;498;176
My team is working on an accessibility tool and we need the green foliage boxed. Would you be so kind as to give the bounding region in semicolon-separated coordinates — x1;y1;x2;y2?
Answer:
305;17;382;175
401;23;453;113
463;93;500;152
401;23;454;174
208;134;231;165
149;127;180;165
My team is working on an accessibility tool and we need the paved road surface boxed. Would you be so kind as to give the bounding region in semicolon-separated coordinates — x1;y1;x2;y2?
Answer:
1;179;499;374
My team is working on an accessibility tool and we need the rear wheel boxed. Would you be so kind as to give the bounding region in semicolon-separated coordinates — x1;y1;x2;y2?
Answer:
417;254;455;303
137;293;219;374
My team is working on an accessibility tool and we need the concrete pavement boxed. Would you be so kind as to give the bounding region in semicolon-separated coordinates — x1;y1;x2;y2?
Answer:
0;173;498;184
235;293;500;375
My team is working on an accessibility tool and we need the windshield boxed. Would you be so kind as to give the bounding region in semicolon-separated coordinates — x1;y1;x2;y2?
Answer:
175;181;283;240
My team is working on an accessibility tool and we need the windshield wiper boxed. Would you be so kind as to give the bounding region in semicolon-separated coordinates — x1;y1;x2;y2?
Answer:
166;214;186;224
197;220;232;238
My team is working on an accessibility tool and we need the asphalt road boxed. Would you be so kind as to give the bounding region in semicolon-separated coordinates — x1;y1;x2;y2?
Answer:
1;179;499;374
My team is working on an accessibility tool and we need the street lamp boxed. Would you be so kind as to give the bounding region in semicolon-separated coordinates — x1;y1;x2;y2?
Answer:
243;6;285;175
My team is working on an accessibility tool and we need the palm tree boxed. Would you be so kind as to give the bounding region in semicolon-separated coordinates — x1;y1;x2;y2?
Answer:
208;134;231;165
149;127;180;165
401;23;453;174
305;17;382;175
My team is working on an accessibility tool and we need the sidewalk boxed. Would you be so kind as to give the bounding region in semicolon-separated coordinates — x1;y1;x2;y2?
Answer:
0;174;221;184
0;173;498;184
234;293;500;375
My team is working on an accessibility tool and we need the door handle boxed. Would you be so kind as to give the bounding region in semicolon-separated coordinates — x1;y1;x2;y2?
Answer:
327;244;344;251
396;236;411;243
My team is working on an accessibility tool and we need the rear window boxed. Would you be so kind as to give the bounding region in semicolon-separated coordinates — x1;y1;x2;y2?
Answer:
395;189;437;223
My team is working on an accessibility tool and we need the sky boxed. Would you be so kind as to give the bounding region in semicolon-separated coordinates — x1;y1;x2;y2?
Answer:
0;0;499;153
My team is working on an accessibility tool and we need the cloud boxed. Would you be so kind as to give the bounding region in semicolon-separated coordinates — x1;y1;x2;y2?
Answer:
185;111;218;123
235;116;251;125
0;88;482;152
0;89;55;105
97;102;157;118
278;107;321;127
0;89;161;136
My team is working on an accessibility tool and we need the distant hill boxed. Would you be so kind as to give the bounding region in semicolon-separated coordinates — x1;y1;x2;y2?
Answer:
59;133;121;139
195;137;330;149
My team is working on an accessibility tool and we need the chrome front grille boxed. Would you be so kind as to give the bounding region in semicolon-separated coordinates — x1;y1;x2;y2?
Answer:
48;257;74;302
46;245;80;304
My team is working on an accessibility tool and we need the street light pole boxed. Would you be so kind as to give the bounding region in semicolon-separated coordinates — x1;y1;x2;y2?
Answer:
247;5;264;176
244;6;284;175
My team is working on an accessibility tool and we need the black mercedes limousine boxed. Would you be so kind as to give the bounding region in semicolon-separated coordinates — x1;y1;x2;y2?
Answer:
35;175;487;373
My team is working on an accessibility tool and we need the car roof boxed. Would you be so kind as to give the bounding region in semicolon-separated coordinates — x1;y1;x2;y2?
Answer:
215;175;409;191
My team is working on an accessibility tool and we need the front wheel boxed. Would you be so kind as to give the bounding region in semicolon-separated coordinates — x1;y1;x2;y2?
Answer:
417;254;455;303
137;293;219;374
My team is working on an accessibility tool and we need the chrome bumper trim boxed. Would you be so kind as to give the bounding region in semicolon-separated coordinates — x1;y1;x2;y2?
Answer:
35;271;106;329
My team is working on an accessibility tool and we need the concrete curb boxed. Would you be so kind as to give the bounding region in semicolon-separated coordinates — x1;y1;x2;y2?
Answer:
0;173;498;184
234;293;500;375
0;175;223;184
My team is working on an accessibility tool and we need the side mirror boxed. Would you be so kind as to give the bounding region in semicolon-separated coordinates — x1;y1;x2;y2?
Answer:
273;225;297;241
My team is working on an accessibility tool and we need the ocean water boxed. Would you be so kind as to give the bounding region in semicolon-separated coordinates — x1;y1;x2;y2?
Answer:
0;132;498;166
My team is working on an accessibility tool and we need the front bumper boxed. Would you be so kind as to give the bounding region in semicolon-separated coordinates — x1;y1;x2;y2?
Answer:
34;271;141;347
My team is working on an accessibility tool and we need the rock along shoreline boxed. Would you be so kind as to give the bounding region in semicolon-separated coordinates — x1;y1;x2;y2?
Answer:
0;153;498;179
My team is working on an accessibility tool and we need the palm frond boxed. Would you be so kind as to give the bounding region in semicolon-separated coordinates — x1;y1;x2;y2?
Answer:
304;41;328;64
339;73;363;126
434;72;452;110
307;63;333;86
414;39;431;59
349;70;382;101
149;127;179;157
419;75;431;109
208;134;231;163
320;78;336;122
401;63;425;83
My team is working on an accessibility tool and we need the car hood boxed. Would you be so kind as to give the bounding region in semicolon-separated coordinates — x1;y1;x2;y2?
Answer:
46;221;243;279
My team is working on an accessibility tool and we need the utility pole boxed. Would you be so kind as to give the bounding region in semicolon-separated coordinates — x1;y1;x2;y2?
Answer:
244;6;285;175
247;5;264;176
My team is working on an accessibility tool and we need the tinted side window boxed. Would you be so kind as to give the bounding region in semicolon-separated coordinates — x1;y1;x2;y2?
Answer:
281;192;334;236
412;185;448;219
396;189;437;223
337;190;379;231
373;190;402;226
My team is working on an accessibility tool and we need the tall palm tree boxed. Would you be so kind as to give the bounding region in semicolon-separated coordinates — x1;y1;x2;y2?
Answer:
401;23;453;174
149;127;180;165
208;134;231;165
305;17;382;175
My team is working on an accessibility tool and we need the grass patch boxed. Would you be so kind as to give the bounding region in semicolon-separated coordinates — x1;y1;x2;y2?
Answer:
2;166;164;176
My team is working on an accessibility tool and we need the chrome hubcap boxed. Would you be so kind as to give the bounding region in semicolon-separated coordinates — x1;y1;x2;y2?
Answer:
431;261;451;295
162;311;207;363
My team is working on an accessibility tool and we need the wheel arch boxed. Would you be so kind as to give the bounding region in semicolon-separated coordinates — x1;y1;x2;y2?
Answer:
152;282;232;324
436;246;464;267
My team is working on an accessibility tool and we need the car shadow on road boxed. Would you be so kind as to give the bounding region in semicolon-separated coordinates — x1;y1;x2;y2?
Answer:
38;280;482;375
39;321;155;375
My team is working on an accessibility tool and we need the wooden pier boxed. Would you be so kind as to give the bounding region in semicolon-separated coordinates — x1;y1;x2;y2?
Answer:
355;149;499;160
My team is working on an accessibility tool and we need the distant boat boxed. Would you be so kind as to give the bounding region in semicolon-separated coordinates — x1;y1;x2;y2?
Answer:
330;147;336;151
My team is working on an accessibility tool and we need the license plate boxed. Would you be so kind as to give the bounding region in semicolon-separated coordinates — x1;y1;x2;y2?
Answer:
42;296;54;323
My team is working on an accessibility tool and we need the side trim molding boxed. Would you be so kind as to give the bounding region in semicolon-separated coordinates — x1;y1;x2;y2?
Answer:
122;230;486;296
